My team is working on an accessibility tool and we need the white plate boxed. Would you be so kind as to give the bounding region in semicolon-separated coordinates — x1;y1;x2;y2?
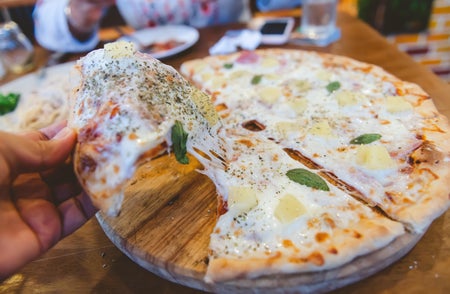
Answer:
0;62;75;132
118;25;199;59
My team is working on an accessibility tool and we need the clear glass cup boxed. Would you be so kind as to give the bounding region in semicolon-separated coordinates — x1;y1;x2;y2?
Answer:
0;56;6;79
0;21;35;74
301;0;338;40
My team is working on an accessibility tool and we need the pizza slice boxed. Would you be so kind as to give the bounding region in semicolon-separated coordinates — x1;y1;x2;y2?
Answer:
200;131;405;282
68;41;226;216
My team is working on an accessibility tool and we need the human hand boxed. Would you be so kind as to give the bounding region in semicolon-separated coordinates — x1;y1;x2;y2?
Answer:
66;0;116;40
0;121;97;279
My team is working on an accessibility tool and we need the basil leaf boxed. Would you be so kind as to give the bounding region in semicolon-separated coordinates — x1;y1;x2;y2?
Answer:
0;93;20;115
286;168;329;191
350;133;382;145
251;75;263;85
326;81;341;93
171;120;189;165
223;63;234;69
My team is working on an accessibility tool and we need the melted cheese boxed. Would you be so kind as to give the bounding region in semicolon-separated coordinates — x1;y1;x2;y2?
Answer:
69;42;225;215
181;50;426;212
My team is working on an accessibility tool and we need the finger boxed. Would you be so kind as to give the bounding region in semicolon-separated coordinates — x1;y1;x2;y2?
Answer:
12;172;82;208
50;180;83;205
21;120;67;141
40;160;83;204
0;127;76;179
58;192;97;237
0;198;41;279
11;174;60;248
40;157;73;185
12;173;52;202
14;196;62;252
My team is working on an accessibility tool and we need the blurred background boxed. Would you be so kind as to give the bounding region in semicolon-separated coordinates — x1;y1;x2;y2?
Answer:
1;0;449;82
347;0;450;83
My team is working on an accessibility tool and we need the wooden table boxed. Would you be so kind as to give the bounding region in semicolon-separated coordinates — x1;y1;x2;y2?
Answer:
1;11;449;293
0;0;35;8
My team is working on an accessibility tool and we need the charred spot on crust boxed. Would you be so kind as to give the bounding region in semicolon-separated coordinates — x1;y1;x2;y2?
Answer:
284;148;321;169
242;120;266;132
408;142;443;165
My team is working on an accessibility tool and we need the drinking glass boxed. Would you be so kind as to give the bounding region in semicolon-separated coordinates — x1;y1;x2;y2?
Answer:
301;0;338;41
0;20;35;74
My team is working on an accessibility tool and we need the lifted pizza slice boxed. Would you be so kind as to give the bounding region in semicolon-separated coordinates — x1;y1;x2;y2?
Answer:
69;42;226;216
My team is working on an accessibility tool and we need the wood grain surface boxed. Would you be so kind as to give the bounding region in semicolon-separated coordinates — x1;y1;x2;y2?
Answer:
96;12;450;293
2;11;450;294
0;0;35;8
97;154;426;293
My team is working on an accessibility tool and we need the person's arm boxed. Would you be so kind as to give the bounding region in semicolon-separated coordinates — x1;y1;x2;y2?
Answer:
33;0;113;53
65;0;115;41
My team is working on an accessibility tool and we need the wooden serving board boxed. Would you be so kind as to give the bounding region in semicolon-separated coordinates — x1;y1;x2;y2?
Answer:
97;153;424;293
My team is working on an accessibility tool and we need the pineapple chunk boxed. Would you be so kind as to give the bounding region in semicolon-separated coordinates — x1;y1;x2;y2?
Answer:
258;86;282;104
287;98;308;114
285;79;311;93
335;90;359;106
275;121;300;137
275;194;306;224
188;60;207;73
356;145;395;170
228;186;258;212
190;87;220;126
104;41;136;58
210;76;226;88
316;70;332;81
201;72;213;81
261;57;279;68
309;120;334;137
386;96;413;113
264;74;279;81
230;70;252;80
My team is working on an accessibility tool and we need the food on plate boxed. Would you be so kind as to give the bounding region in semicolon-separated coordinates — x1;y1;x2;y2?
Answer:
0;92;20;115
179;49;450;282
148;39;186;54
0;67;71;132
68;41;226;216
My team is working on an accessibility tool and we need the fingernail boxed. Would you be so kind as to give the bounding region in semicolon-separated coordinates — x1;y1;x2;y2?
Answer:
53;127;73;140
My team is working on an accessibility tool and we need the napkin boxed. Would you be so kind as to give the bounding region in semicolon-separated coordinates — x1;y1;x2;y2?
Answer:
209;29;262;55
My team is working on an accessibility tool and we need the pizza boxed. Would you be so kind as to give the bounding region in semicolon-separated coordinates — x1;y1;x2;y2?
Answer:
69;43;450;285
68;41;225;216
179;49;450;282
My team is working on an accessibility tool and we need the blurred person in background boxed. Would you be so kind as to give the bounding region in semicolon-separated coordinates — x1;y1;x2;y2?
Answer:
33;0;301;53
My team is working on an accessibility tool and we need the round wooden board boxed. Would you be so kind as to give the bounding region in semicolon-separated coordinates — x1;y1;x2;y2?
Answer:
97;154;425;293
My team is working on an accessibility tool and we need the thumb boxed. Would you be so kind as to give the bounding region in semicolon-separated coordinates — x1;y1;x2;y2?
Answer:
0;127;76;180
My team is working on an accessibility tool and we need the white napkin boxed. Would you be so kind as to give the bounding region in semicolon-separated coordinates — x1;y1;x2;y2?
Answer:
209;29;262;55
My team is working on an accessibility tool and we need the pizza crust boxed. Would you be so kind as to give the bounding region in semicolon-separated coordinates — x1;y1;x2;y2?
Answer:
206;217;404;283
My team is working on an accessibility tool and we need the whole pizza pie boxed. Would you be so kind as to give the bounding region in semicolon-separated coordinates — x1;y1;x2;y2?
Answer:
69;43;450;287
179;49;450;282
